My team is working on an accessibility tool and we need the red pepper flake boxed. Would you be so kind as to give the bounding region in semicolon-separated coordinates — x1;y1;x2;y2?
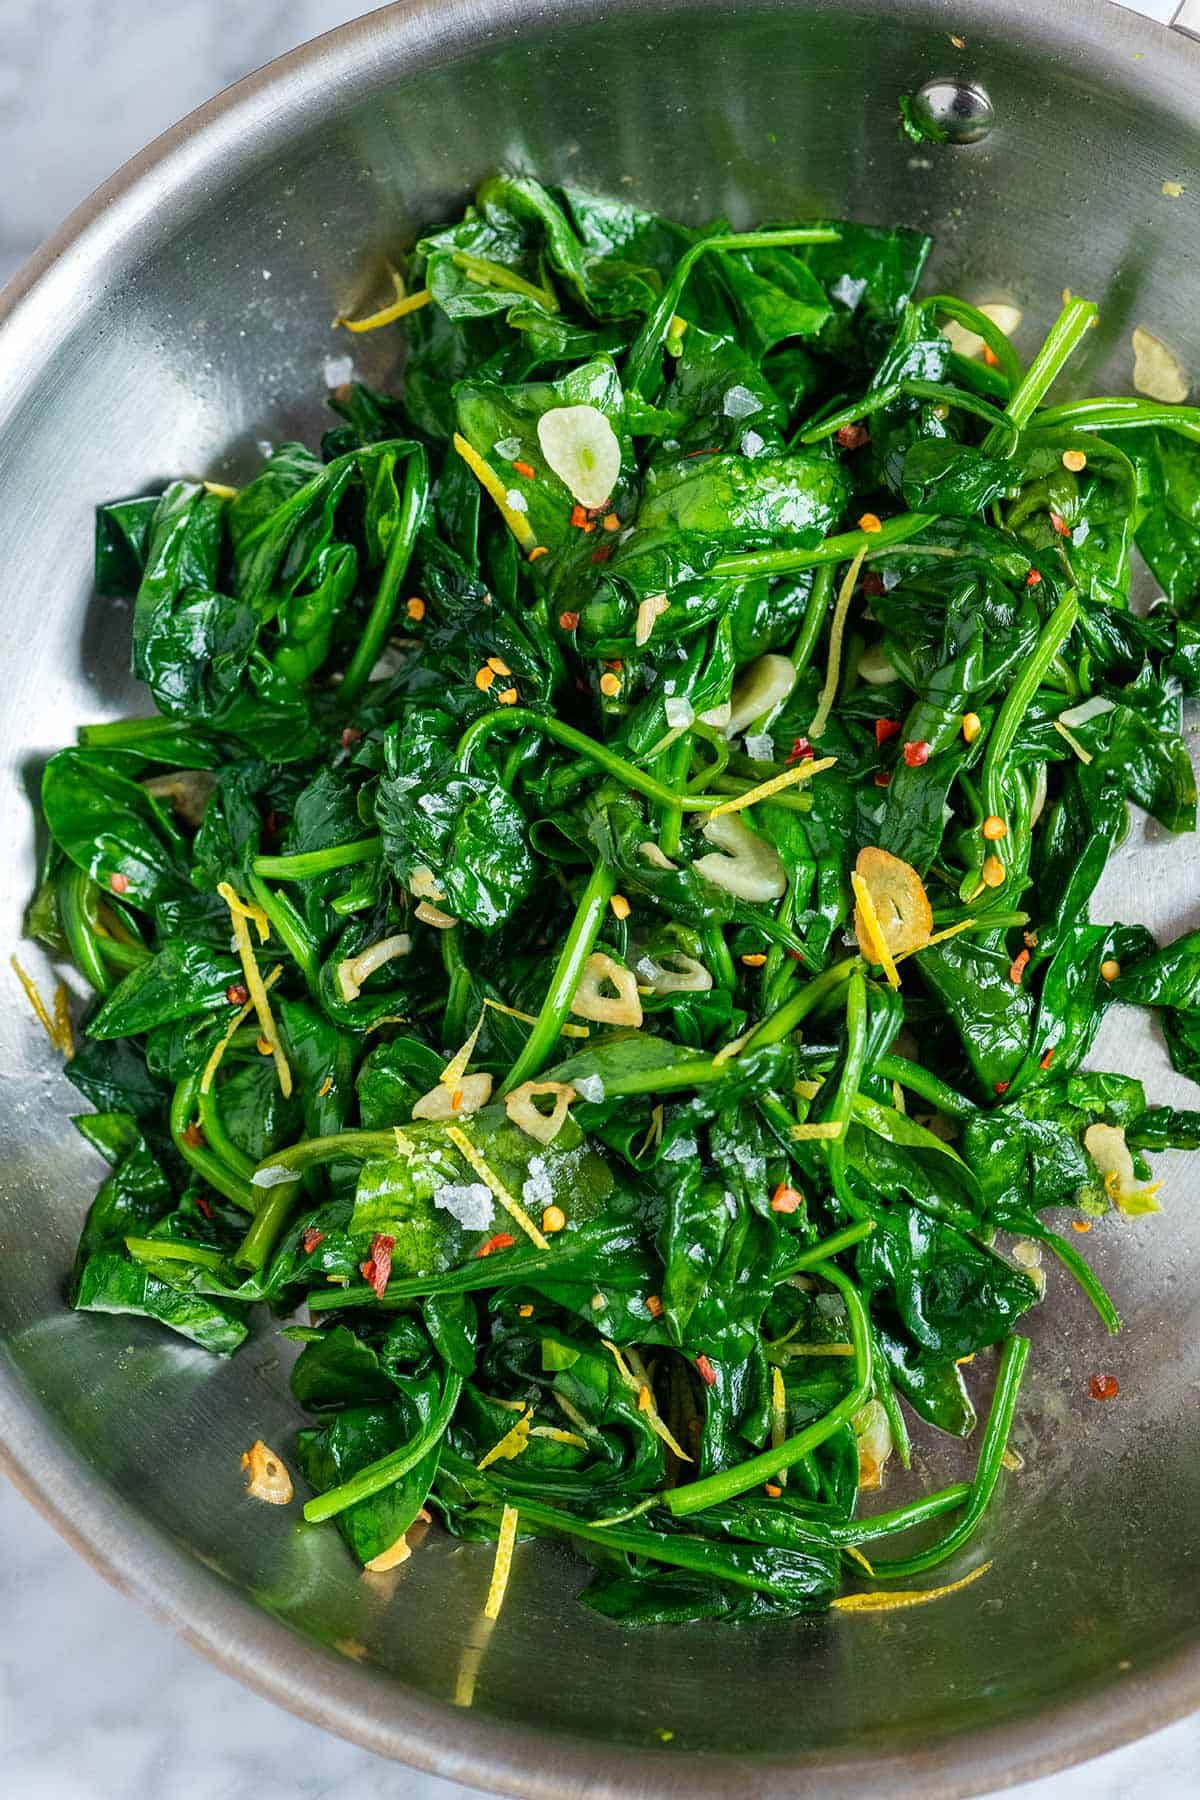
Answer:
359;1232;395;1300
786;736;814;764
476;1232;516;1259
862;571;886;598
302;1227;326;1255
646;1293;664;1319
1049;510;1070;538
1088;1373;1119;1401
770;1183;803;1215
570;503;588;529
684;446;720;459
982;344;1000;369
602;512;621;532
226;983;249;1006
695;1354;718;1387
182;1121;206;1148
902;740;931;768
993;1080;1010;1096
874;718;901;747
1039;1046;1056;1070
874;770;892;787
1008;949;1030;986
340;726;363;750
1025;568;1042;587
558;610;580;631
590;545;612;564
512;459;536;479
108;871;130;894
528;546;549;561
1071;1218;1093;1234
195;1195;214;1221
835;422;871;450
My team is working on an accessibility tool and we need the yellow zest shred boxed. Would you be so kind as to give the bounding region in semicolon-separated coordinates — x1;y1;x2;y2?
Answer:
483;1504;519;1620
453;1624;493;1709
636;1103;665;1157
335;268;433;333
554;1391;596;1438
528;1425;589;1449
794;1077;823;1100
445;1124;549;1249
712;1026;756;1067
844;1545;876;1577
603;1341;693;1462
12;955;62;1050
708;756;837;818
770;1364;788;1487
850;871;901;988
1053;719;1094;765
780;1342;856;1357
831;1559;992;1613
483;996;589;1039
200;964;283;1094
53;983;75;1060
217;883;292;1098
809;544;869;740
203;479;238;500
364;1012;408;1036
453;432;538;551
477;1406;533;1470
895;916;977;963
791;1121;845;1141
442;1007;486;1089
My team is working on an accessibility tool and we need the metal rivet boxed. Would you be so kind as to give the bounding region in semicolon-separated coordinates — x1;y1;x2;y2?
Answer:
910;77;995;145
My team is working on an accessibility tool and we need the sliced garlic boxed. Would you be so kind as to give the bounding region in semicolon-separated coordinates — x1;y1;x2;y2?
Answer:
410;865;446;901
411;1072;493;1120
415;900;458;930
505;1079;577;1144
857;643;899;686
641;951;713;995
853;847;933;957
336;933;412;1002
726;654;796;734
537;404;621;508
365;1535;413;1573
570;951;644;1026
941;301;1022;360
1083;1122;1162;1215
241;1440;294;1505
638;840;679;871
635;592;670;648
694;813;787;902
853;1398;894;1492
1132;326;1190;403
141;770;217;828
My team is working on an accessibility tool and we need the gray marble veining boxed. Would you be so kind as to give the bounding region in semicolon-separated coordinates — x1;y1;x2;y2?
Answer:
1;2;1197;1793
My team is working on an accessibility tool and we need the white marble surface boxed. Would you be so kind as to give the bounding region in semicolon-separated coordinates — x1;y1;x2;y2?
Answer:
2;3;1199;1795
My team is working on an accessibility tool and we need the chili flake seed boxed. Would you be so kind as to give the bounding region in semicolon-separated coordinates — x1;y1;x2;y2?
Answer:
529;546;549;561
340;726;363;749
512;459;536;479
1049;509;1071;537
765;1482;783;1497
994;1081;1010;1095
1100;958;1122;981
591;1293;606;1310
858;511;883;534
1009;949;1030;986
486;655;511;676
226;983;249;1006
182;1121;205;1148
602;512;621;531
982;344;1000;368
450;1088;464;1112
982;814;1008;840
302;1227;326;1254
497;687;519;706
1088;1373;1119;1401
874;770;892;787
902;739;931;768
836;423;871;450
256;1034;273;1056
981;855;1006;888
475;665;496;690
874;718;901;746
518;1303;534;1317
109;871;130;894
477;1232;516;1258
646;1293;664;1318
950;33;966;48
610;893;631;920
318;1075;333;1097
695;1354;718;1387
1072;1219;1093;1233
1025;568;1042;587
1039;1045;1057;1070
962;711;982;744
570;503;588;529
558;610;580;631
1062;449;1088;473
637;1384;653;1413
770;1183;803;1215
542;1205;566;1234
741;952;768;968
599;672;622;697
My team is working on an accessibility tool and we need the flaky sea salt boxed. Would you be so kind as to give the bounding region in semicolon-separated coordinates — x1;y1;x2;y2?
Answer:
664;696;694;729
574;1074;606;1102
432;1182;494;1231
723;384;762;419
744;732;774;762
